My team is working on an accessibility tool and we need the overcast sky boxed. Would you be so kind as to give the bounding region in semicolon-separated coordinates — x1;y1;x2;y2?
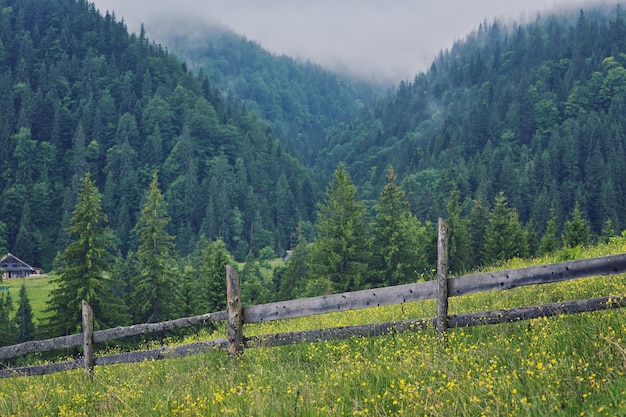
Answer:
91;0;610;83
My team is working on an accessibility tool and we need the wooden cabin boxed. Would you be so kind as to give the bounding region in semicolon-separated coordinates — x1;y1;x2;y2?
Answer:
0;253;36;279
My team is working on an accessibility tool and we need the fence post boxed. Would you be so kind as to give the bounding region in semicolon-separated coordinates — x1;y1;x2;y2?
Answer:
82;300;94;377
226;265;243;357
436;218;449;342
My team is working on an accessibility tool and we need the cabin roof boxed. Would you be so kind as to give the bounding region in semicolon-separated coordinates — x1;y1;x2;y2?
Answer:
0;253;35;272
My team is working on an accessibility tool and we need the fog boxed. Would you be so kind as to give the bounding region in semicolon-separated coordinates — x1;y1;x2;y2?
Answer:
91;0;610;83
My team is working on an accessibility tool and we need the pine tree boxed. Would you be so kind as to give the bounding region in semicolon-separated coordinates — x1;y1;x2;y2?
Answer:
278;235;313;301
241;251;269;305
468;198;489;267
196;237;232;313
563;202;591;248
483;191;527;265
538;206;560;255
14;283;35;343
46;173;117;336
370;167;427;287
131;173;180;323
446;184;472;275
312;164;371;293
0;291;17;346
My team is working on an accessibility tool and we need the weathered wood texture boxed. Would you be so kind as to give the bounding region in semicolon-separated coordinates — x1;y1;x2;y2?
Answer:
436;218;449;339
0;334;82;360
0;339;229;379
243;254;626;324
449;253;626;297
226;265;243;357
0;311;226;360
0;360;82;379
247;295;625;348
1;296;623;379
93;311;227;343
82;300;94;376
244;281;438;324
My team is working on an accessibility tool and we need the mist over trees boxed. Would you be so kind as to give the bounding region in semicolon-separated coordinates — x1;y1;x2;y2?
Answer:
3;1;626;343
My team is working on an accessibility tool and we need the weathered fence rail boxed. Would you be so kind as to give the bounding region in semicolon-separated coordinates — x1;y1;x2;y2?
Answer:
1;219;626;378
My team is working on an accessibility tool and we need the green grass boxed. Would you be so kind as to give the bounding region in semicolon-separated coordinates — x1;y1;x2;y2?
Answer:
1;274;55;323
1;240;625;416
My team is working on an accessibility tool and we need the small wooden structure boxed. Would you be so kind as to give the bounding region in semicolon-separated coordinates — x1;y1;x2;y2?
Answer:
0;253;36;279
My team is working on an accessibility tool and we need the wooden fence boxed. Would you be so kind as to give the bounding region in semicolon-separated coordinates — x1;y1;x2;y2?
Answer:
1;218;626;378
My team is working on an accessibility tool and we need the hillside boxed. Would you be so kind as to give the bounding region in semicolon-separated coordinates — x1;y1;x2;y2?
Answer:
0;0;319;269
1;240;625;416
157;23;381;165
316;5;626;237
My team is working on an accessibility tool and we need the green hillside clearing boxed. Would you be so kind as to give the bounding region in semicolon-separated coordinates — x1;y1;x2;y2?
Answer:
0;240;625;416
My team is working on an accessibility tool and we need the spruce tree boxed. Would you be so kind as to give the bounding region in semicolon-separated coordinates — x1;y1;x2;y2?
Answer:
483;191;527;265
241;251;269;305
563;202;591;248
370;167;426;287
196;237;232;312
312;163;371;293
14;283;35;343
131;173;180;323
0;291;17;346
446;184;472;275
46;173;117;336
538;206;560;255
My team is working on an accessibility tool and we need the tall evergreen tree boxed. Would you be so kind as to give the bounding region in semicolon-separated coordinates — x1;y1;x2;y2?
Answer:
563;202;591;248
483;191;527;265
196;237;232;313
370;167;427;287
46;173;117;336
14;283;35;343
241;251;269;305
0;290;16;346
446;184;472;274
131;173;180;323
538;206;560;255
312;163;371;293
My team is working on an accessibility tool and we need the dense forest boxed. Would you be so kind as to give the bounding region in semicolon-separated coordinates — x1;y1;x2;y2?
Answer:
0;0;322;272
159;25;380;165
2;1;626;343
317;6;626;240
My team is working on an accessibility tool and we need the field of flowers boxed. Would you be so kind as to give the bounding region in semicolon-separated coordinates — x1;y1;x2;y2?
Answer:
1;240;625;416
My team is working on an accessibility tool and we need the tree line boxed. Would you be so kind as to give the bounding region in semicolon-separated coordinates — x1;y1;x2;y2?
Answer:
1;161;605;347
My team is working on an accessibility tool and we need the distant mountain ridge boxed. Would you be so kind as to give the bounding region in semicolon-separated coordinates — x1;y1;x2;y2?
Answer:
156;22;382;165
0;0;318;269
313;4;626;237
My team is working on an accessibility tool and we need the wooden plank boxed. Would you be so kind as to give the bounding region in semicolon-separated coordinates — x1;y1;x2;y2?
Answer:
448;253;626;298
246;295;625;349
82;300;94;377
244;280;438;323
247;318;435;349
0;338;229;379
94;338;228;366
226;265;243;357
0;359;81;379
448;295;625;327
436;218;449;340
93;311;226;343
0;334;82;360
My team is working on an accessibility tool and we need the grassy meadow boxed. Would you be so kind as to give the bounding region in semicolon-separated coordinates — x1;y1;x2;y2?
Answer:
1;240;625;416
1;274;55;323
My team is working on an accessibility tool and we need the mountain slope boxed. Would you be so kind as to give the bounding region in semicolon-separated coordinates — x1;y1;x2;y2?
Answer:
154;23;381;165
0;0;318;269
317;5;626;236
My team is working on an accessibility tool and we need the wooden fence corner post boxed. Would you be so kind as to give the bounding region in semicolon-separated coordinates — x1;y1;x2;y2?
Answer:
226;265;244;358
436;218;449;343
82;299;94;377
